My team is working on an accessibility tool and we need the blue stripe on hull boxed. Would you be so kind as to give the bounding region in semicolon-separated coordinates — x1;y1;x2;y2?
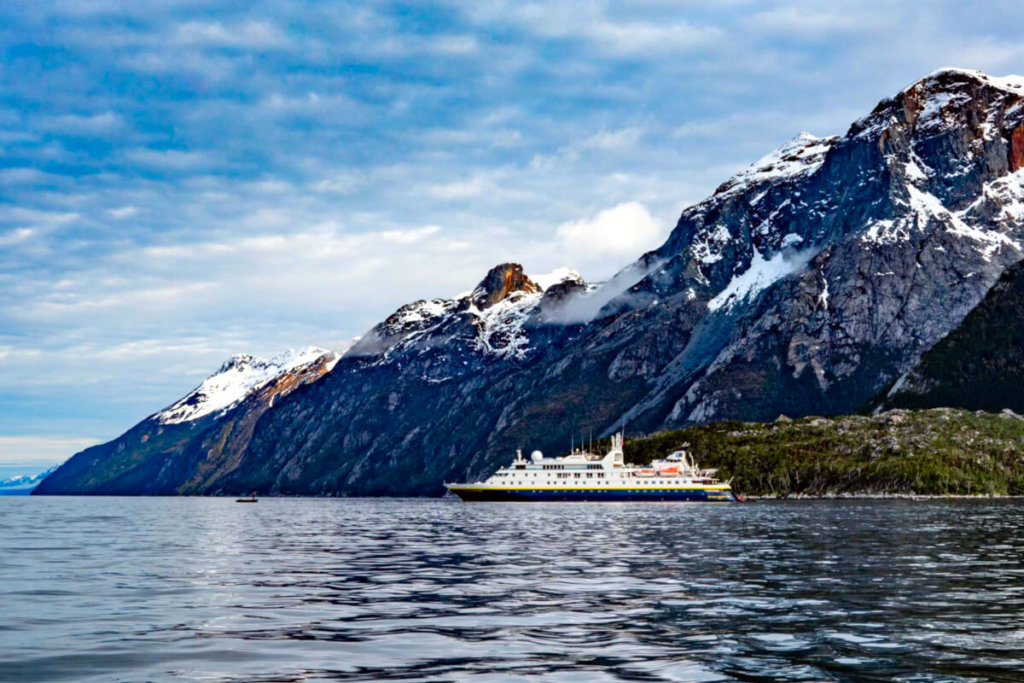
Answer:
451;488;735;502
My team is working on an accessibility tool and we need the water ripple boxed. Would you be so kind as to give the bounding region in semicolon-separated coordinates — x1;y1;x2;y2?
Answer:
1;498;1023;681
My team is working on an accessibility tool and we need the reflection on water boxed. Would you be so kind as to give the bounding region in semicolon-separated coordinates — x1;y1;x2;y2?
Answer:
2;497;1023;681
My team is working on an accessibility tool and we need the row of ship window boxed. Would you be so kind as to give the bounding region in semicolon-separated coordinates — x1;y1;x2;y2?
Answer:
494;471;683;485
498;472;606;478
499;471;677;481
534;464;605;470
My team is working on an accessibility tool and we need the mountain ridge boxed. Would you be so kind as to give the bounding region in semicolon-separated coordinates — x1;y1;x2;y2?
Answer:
34;348;338;495
0;466;57;495
157;346;338;425
37;68;1024;496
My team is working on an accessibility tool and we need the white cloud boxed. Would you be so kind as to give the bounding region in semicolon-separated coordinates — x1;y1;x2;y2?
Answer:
0;207;80;234
0;168;59;185
311;173;362;194
742;3;894;36
580;127;644;151
466;3;720;55
0;436;99;464
584;20;721;55
427;34;480;55
379;225;442;243
123;148;222;171
0;207;79;224
8;0;1024;445
37;111;125;136
170;20;289;49
119;50;241;83
259;91;370;121
556;201;666;257
427;177;490;199
0;227;36;246
108;206;139;219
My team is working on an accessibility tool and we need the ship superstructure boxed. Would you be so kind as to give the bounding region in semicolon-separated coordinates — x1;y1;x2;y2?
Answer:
445;434;735;502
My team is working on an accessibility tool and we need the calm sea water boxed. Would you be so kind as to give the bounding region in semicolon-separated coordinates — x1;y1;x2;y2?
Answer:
2;498;1023;682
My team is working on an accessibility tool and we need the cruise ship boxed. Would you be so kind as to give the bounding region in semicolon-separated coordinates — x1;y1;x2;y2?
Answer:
445;434;735;502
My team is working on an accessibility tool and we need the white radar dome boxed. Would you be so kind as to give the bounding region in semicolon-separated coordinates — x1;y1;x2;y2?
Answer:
531;450;544;462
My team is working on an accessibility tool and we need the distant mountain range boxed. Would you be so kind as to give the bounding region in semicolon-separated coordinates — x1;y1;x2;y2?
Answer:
37;68;1024;497
1;467;57;495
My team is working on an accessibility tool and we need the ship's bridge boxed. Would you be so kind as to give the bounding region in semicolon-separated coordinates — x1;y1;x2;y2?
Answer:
508;433;625;473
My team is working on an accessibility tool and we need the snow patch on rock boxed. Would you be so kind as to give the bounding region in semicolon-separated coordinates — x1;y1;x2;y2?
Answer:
707;248;817;312
919;68;1024;95
965;169;1024;223
157;347;335;424
470;291;543;359
690;224;731;265
532;267;583;290
862;218;907;245
391;299;453;327
916;91;970;131
781;232;804;248
715;133;835;199
907;185;1021;261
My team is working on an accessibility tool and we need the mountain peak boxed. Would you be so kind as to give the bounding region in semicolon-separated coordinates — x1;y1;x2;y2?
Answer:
157;346;337;424
531;267;584;290
912;68;1024;95
713;131;836;199
471;263;543;309
218;353;257;373
851;68;1024;140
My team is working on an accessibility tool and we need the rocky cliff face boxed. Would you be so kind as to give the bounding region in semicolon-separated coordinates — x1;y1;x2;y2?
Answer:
37;69;1024;496
880;258;1024;413
623;69;1024;427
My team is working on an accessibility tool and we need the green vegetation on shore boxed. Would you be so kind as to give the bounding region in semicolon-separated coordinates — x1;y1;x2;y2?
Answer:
611;409;1024;498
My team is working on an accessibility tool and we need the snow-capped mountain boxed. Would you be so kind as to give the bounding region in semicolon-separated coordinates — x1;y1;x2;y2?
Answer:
157;347;338;424
35;347;337;495
347;264;584;366
0;467;56;495
36;68;1024;497
620;67;1024;425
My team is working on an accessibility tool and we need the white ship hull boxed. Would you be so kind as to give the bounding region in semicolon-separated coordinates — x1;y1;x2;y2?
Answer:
446;483;735;502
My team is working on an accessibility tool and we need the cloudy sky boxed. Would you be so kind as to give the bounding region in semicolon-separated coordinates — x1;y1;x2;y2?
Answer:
2;0;1023;465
